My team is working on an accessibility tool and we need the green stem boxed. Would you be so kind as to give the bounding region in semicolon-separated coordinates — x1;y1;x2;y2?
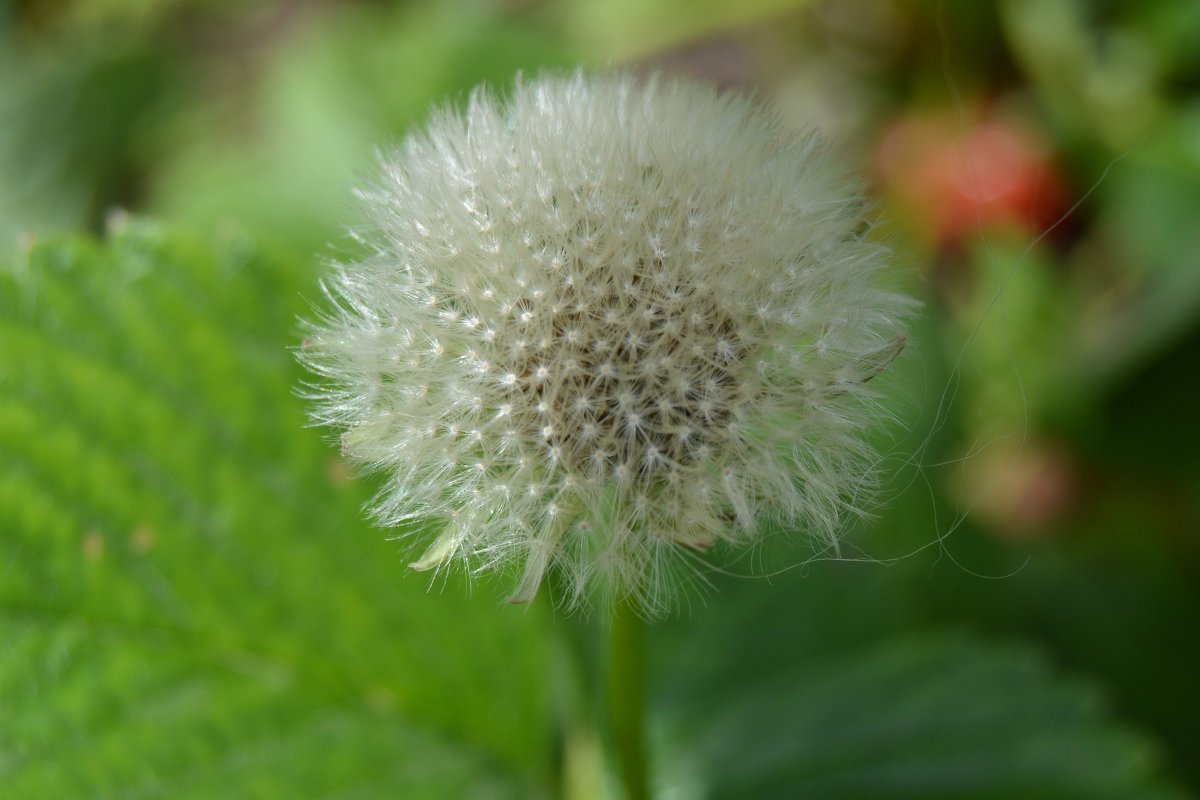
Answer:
553;604;604;800
606;600;650;800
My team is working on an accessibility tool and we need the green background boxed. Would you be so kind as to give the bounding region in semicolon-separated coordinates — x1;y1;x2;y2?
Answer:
2;1;1198;797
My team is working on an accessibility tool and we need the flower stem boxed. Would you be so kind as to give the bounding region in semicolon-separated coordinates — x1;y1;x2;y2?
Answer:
606;599;650;800
551;594;604;800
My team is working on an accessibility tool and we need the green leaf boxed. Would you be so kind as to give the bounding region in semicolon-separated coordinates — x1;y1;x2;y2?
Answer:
667;636;1180;800
653;564;1184;800
0;222;551;797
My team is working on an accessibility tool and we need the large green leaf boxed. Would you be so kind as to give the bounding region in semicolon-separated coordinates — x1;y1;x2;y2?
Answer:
652;560;1185;800
664;635;1180;800
0;222;551;797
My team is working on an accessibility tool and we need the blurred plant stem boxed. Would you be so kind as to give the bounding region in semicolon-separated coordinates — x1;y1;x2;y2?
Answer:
548;585;604;800
551;591;650;800
555;625;604;799
606;599;649;800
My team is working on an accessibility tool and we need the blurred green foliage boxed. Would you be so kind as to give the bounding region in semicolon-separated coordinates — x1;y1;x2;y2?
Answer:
2;0;1199;797
1;222;554;796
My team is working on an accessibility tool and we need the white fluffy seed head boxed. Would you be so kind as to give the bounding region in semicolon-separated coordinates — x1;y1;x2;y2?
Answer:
300;71;913;615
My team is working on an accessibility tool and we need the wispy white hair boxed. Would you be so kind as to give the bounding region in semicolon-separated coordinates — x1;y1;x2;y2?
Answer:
301;71;912;615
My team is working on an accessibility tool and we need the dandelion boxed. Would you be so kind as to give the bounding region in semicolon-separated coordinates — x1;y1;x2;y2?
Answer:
301;71;911;614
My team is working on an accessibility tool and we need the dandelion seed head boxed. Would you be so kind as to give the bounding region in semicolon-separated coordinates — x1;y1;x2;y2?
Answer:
301;71;913;615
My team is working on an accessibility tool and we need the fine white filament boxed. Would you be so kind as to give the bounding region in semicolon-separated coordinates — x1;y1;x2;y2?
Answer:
301;72;911;614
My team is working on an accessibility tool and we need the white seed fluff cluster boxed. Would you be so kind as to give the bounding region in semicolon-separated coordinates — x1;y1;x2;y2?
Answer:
302;72;911;614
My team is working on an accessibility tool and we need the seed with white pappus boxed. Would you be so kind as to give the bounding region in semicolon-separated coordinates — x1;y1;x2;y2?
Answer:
300;71;913;615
